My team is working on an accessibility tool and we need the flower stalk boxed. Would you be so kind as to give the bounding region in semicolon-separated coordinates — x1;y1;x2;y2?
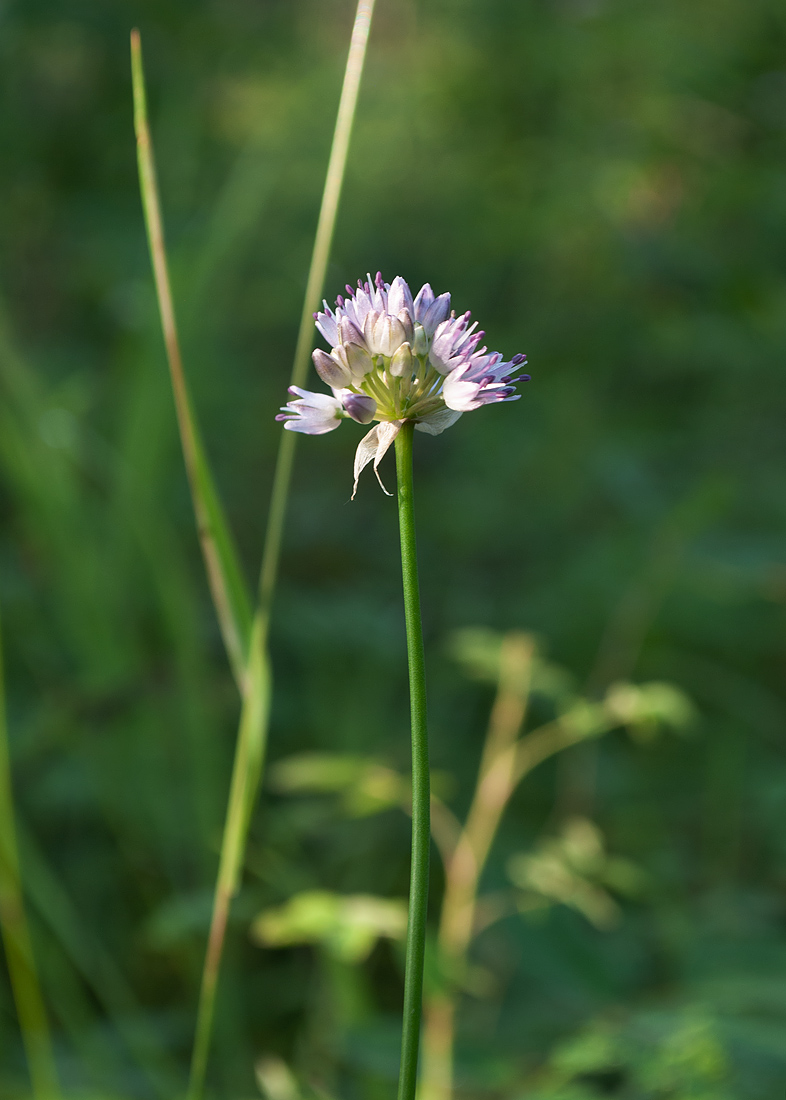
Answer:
394;421;431;1100
279;273;529;1095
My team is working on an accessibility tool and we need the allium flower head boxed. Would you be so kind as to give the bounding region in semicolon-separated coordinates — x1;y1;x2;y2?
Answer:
277;273;529;496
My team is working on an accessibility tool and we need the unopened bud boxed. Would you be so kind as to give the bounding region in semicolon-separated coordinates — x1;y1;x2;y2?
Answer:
344;341;374;381
338;316;366;348
364;311;406;357
343;393;377;424
312;348;351;388
389;341;413;377
421;292;451;336
397;309;414;342
412;322;429;356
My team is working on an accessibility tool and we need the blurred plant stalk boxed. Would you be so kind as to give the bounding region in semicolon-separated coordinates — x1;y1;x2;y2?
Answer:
131;5;375;1097
0;609;61;1100
420;633;611;1100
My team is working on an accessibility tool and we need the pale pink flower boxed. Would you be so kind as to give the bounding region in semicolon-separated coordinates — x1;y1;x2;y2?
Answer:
277;274;529;496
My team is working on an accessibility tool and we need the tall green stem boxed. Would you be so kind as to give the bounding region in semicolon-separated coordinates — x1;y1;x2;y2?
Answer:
394;422;431;1100
257;0;375;619
183;5;376;1098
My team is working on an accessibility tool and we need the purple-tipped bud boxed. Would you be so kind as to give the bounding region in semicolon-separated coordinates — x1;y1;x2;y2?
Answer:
413;283;435;321
388;275;415;318
412;322;429;356
313;348;352;388
343;340;374;380
343;393;377;424
420;292;452;336
338;316;366;348
389;341;413;378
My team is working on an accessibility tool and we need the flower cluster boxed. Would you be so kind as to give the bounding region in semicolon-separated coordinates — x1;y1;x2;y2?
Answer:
277;273;529;495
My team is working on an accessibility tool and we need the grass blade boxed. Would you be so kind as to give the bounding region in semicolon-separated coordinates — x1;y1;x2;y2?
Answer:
0;608;61;1100
131;29;253;692
17;823;180;1098
257;0;376;621
187;620;271;1100
188;5;376;1097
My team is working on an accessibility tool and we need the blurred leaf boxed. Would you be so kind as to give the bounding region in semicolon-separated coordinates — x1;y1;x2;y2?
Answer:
268;752;409;816
557;699;610;740
250;890;407;963
447;627;507;683
604;681;697;743
255;1055;303;1100
509;817;645;930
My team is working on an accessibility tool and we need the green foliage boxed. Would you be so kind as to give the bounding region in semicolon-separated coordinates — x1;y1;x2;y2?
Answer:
251;890;407;963
1;0;785;1097
509;817;646;930
528;1008;734;1099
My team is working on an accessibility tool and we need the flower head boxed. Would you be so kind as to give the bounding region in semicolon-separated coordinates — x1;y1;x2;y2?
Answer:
278;273;529;496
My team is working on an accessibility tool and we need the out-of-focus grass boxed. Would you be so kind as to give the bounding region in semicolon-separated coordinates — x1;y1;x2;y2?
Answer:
1;0;785;1097
0;605;60;1100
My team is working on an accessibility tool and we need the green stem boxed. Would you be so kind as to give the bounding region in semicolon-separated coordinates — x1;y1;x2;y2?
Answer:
186;616;271;1100
257;0;376;622
394;422;431;1100
185;5;376;1097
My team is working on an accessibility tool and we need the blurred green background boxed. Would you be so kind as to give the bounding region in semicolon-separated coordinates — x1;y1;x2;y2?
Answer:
2;0;786;1096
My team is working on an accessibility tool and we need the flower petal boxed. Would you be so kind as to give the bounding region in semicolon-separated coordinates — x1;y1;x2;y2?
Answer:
278;387;344;434
314;302;339;345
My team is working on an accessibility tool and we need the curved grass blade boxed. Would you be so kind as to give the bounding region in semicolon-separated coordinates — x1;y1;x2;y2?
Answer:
188;4;376;1097
0;609;61;1100
257;0;376;621
131;30;253;693
187;619;271;1100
